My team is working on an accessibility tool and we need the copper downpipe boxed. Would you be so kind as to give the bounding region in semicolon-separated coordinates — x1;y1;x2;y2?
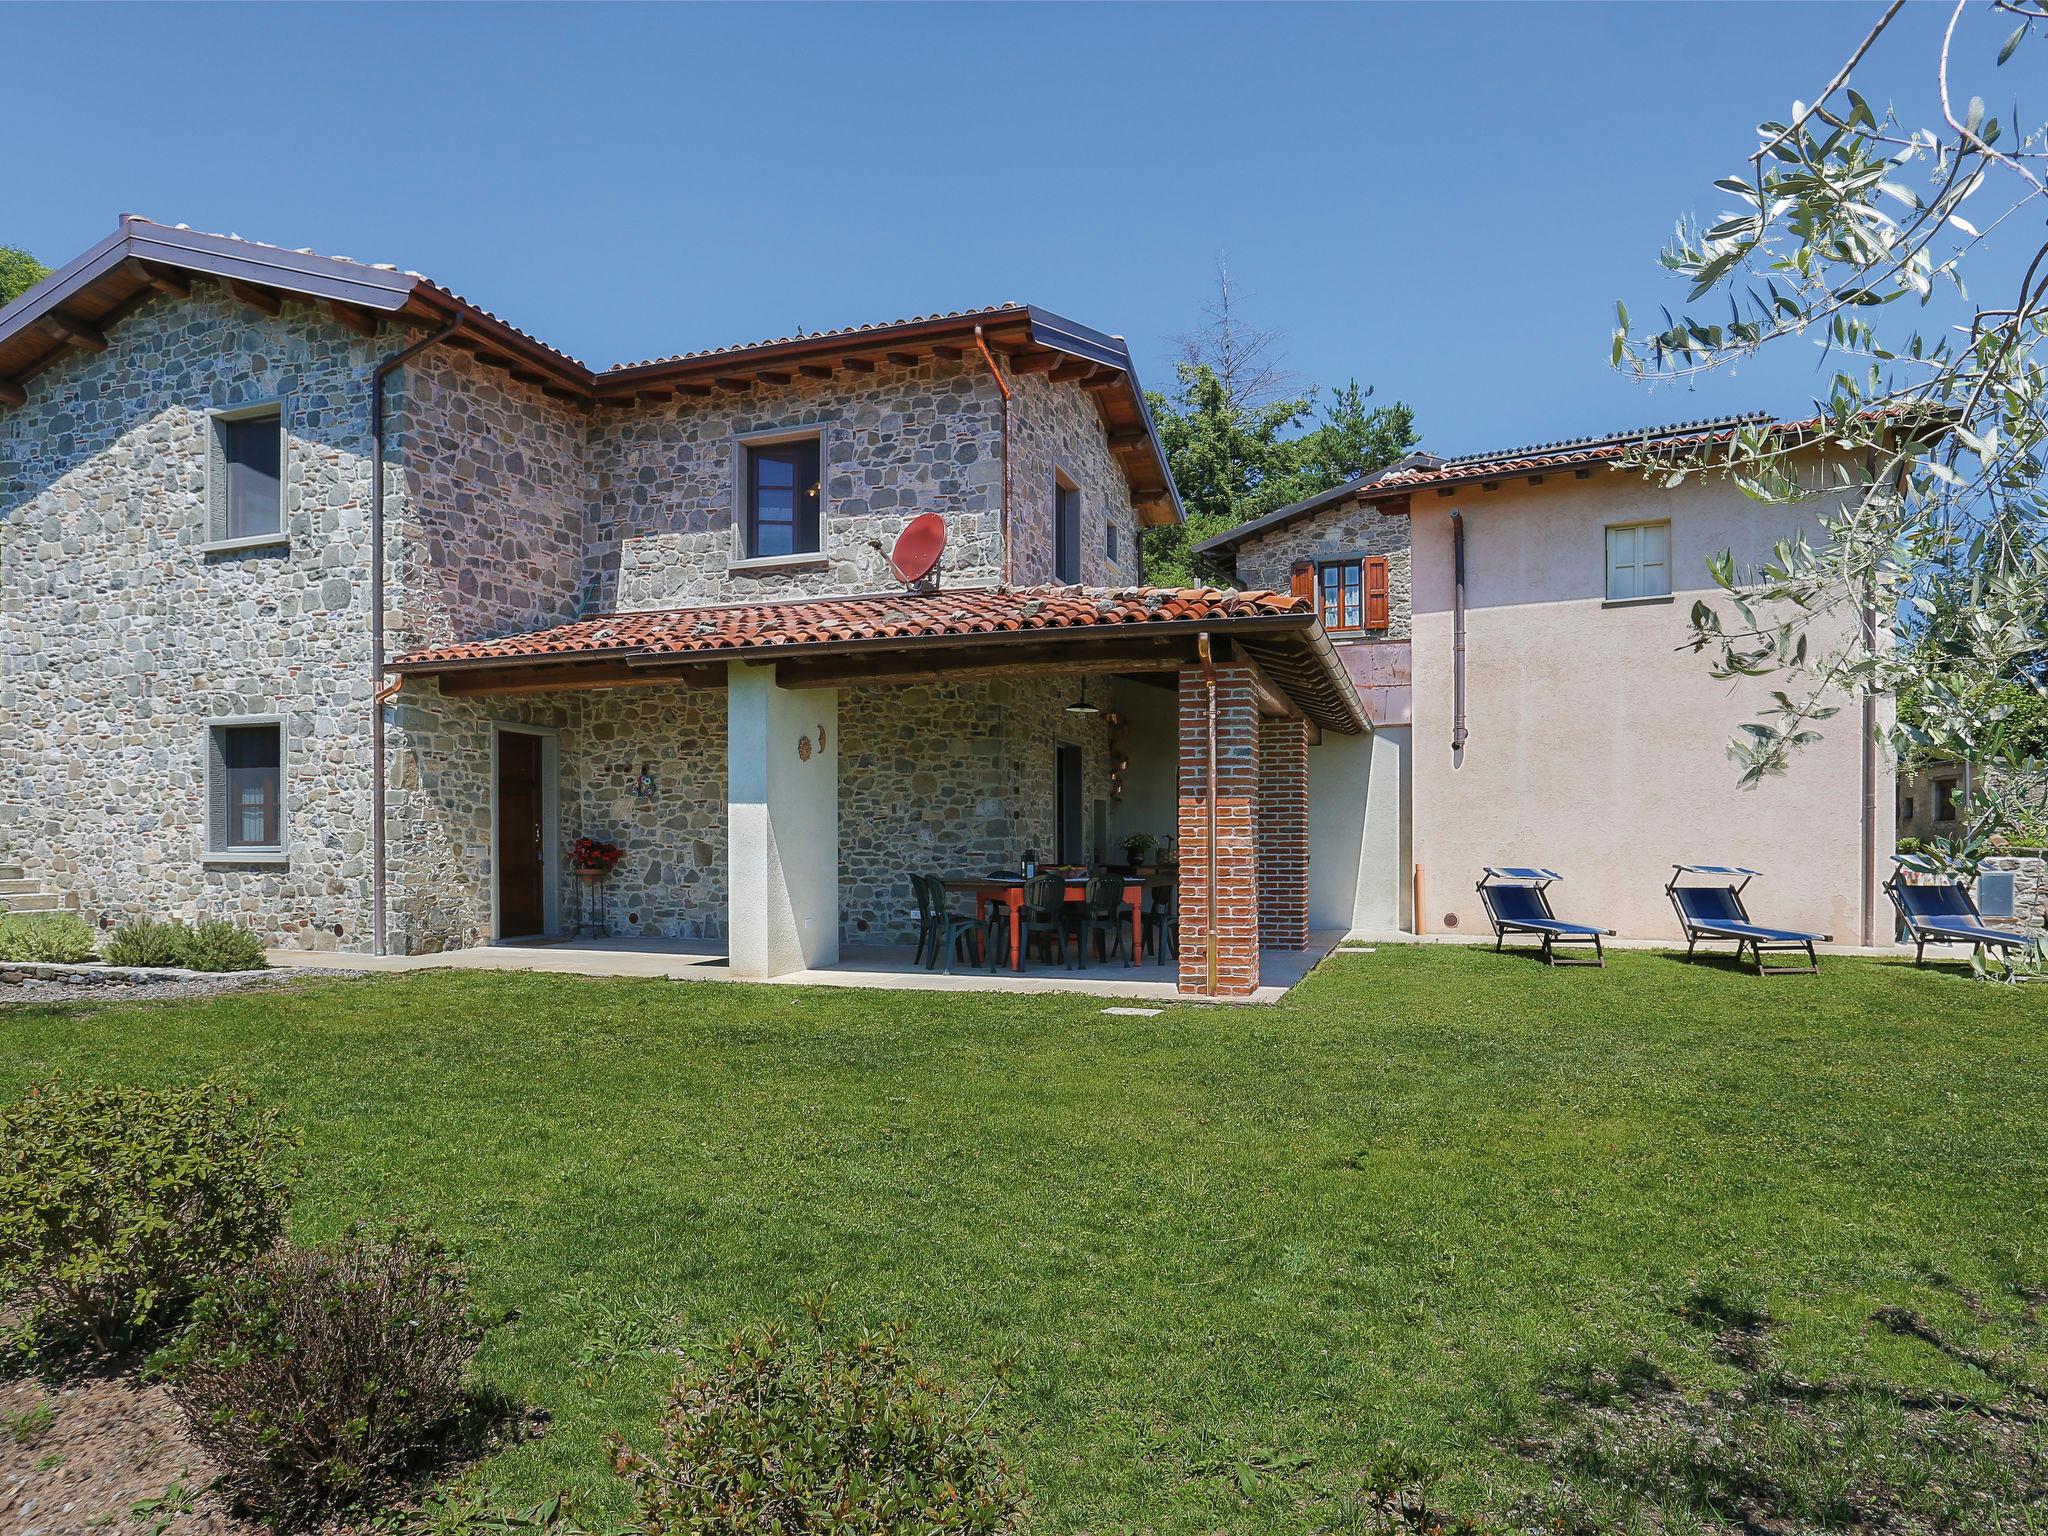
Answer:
1197;631;1220;996
974;324;1013;586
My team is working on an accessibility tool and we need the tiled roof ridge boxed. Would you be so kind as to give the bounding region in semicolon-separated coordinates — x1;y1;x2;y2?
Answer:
122;217;1022;379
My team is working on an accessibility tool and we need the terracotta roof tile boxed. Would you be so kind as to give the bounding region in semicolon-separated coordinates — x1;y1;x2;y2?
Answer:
396;586;1311;669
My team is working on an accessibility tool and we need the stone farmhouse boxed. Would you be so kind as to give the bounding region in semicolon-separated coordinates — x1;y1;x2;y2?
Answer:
0;217;1891;996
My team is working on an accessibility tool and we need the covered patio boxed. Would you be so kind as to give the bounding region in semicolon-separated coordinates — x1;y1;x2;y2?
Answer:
385;585;1367;998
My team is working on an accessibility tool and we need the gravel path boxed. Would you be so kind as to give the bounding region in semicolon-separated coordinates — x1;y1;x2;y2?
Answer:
0;968;371;1006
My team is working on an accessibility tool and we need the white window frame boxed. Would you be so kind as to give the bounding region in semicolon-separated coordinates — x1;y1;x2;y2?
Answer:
202;398;291;554
1604;519;1671;604
729;422;831;572
202;715;290;865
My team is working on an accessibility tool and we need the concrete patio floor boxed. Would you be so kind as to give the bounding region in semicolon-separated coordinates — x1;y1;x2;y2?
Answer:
268;931;1347;1004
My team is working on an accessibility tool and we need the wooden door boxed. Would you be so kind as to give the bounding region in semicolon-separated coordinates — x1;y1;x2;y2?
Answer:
497;731;546;938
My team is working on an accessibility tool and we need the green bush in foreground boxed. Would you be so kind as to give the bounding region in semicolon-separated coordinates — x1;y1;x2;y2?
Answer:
169;1227;487;1528
101;917;267;971
0;911;98;964
183;920;268;973
101;917;191;968
0;1078;297;1349
610;1305;1026;1535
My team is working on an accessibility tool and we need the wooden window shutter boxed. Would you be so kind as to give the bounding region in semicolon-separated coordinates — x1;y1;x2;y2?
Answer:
1363;555;1390;629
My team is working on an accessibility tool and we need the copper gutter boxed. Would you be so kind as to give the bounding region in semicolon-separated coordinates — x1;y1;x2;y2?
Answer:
1450;509;1469;754
1197;631;1220;997
974;324;1013;584
369;314;462;957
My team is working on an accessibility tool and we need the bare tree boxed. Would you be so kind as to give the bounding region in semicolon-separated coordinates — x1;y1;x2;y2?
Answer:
1172;253;1302;412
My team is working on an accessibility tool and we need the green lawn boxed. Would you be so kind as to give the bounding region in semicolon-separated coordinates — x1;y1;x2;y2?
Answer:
4;947;2047;1531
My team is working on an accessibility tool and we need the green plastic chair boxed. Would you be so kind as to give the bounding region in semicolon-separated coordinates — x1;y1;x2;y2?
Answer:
1073;874;1135;969
1013;873;1072;971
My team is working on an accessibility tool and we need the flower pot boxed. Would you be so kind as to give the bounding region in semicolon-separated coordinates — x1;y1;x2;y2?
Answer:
574;868;610;883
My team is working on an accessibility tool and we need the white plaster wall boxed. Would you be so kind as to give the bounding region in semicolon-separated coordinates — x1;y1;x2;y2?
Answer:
727;663;838;976
1308;726;1411;933
1106;679;1179;855
1408;467;1891;942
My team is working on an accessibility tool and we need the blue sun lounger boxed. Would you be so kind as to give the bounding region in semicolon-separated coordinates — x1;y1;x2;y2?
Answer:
1476;868;1615;966
1885;858;2036;977
1665;865;1830;975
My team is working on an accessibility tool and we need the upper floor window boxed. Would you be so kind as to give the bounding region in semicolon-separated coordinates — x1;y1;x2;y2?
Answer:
207;402;284;548
1055;479;1081;584
744;436;821;560
1106;521;1119;563
206;719;285;860
1318;555;1389;632
1934;777;1961;823
1605;519;1671;602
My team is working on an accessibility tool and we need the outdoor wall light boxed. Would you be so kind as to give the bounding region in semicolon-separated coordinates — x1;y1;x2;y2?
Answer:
1064;683;1099;716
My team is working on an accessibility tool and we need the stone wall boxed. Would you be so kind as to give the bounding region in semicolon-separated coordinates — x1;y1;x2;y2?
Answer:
1977;851;2047;935
1231;494;1412;635
388;672;1115;952
0;280;385;948
1006;372;1146;586
584;358;1007;612
1;283;1150;956
838;676;1114;945
394;347;589;650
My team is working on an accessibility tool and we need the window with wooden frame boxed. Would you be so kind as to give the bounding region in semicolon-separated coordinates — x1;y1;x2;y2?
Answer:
205;719;285;859
743;436;822;560
1605;519;1672;602
1317;555;1389;632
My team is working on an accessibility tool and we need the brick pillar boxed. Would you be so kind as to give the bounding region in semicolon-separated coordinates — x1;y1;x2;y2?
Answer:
1177;662;1260;997
1257;717;1310;950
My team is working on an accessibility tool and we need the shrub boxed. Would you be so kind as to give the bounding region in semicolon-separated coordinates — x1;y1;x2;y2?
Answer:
0;911;98;964
169;1227;487;1526
0;1078;296;1349
101;917;193;968
183;920;268;973
609;1307;1026;1535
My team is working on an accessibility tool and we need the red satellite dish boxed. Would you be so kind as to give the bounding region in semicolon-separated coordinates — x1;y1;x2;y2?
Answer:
890;512;947;584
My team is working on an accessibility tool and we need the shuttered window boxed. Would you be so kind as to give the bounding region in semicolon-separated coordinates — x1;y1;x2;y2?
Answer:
1318;556;1389;631
1605;520;1671;601
207;722;284;855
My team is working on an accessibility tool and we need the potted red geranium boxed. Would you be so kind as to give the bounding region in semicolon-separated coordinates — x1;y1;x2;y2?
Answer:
571;836;623;884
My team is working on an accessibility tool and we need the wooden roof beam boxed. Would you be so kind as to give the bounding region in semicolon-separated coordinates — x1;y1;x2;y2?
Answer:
1047;358;1096;383
714;376;754;392
0;377;23;408
884;350;922;367
756;369;792;385
798;363;835;380
1108;427;1148;446
40;311;108;352
325;300;381;337
930;344;962;360
840;357;876;374
1007;350;1059;374
131;261;190;298
223;279;284;317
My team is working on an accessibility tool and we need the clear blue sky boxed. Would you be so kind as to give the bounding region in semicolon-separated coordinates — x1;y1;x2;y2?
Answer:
7;2;1992;456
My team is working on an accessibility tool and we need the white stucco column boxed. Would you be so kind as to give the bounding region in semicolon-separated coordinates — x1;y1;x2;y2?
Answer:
726;661;839;978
